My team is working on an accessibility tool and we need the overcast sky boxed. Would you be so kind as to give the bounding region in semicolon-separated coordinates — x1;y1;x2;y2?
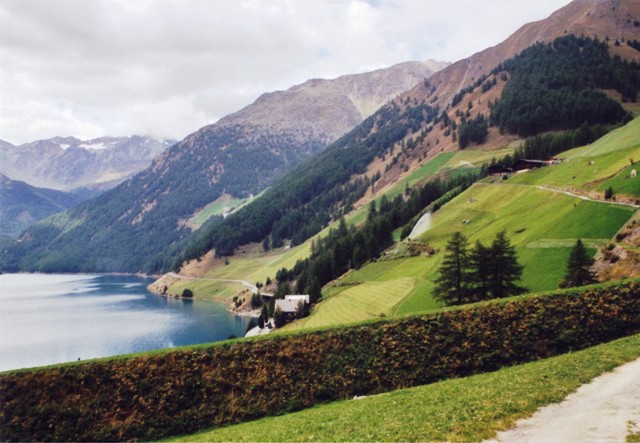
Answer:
0;0;573;145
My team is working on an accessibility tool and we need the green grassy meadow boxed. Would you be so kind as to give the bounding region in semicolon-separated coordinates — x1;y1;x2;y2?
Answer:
169;332;640;442
508;117;640;195
298;181;634;331
166;118;640;329
190;195;248;227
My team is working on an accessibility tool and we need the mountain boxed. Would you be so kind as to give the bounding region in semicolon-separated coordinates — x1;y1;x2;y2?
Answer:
0;136;174;192
174;0;640;268
0;174;82;240
0;61;447;273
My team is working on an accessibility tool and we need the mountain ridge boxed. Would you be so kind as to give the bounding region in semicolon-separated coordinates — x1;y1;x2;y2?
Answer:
0;173;83;239
0;136;174;192
0;60;446;273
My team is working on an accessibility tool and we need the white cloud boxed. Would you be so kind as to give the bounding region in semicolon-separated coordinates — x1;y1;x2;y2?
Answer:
0;0;572;144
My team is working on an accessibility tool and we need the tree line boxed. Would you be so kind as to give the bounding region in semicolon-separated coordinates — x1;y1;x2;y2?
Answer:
269;173;479;307
433;231;526;306
177;100;445;267
490;35;639;137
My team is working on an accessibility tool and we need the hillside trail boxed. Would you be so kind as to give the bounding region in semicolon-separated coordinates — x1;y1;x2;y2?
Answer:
535;185;640;209
485;357;640;443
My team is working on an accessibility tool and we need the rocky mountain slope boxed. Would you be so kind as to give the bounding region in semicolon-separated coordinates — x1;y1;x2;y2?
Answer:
0;136;173;192
0;60;446;273
174;0;640;269
369;0;640;187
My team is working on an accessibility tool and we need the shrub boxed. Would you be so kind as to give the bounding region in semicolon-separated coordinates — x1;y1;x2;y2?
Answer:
1;282;639;442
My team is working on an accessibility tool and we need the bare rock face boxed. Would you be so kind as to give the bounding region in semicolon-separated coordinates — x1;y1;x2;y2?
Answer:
216;60;449;142
0;136;174;192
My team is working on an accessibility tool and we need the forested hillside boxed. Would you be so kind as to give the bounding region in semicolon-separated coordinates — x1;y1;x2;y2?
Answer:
0;62;443;273
0;174;83;240
178;34;640;272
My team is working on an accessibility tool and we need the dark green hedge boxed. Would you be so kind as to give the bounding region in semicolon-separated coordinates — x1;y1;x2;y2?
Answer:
1;282;639;441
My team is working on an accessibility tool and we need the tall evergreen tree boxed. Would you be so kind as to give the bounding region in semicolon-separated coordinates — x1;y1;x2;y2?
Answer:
560;239;597;288
306;275;322;304
468;240;491;301
489;231;526;298
433;232;470;305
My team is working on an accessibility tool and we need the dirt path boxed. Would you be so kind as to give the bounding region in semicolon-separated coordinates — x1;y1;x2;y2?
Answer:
486;357;640;443
535;185;640;209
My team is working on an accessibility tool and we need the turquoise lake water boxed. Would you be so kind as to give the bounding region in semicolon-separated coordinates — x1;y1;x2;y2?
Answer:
0;273;252;371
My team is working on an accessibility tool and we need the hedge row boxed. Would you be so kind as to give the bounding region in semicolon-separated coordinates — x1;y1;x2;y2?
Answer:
1;282;639;441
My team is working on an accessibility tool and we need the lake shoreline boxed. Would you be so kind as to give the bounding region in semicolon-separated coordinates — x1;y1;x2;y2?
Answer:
0;273;252;372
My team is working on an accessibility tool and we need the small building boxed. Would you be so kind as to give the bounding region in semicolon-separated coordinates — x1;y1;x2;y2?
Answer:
274;295;310;321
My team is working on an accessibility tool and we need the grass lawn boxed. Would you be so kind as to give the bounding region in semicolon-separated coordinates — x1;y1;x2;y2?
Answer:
167;333;640;442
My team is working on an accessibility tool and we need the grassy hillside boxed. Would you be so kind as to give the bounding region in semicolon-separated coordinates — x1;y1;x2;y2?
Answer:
170;332;640;442
285;118;640;331
292;182;633;332
158;148;499;295
160;117;639;333
507;116;640;196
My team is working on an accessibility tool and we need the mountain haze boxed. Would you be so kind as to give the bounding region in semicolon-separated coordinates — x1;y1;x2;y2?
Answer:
0;61;446;273
0;174;82;240
0;136;173;192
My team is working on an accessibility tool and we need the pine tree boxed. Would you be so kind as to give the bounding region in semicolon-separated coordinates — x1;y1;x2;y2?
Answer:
489;231;526;298
468;240;491;301
433;232;470;305
560;239;597;288
273;307;286;328
306;275;322;304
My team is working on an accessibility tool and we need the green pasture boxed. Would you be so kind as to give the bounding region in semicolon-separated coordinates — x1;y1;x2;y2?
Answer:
292;182;634;331
508;117;640;192
598;163;640;198
190;196;248;227
168;333;640;442
421;183;632;248
164;279;243;301
205;241;313;286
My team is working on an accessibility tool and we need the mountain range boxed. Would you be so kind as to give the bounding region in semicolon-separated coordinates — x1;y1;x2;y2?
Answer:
0;136;174;192
173;0;640;267
0;60;446;272
0;174;84;240
3;0;640;277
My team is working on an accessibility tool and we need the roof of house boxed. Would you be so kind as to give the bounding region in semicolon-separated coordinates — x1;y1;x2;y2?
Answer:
274;295;310;313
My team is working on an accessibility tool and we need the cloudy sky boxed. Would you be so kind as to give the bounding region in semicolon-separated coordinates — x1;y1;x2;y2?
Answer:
0;0;573;145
